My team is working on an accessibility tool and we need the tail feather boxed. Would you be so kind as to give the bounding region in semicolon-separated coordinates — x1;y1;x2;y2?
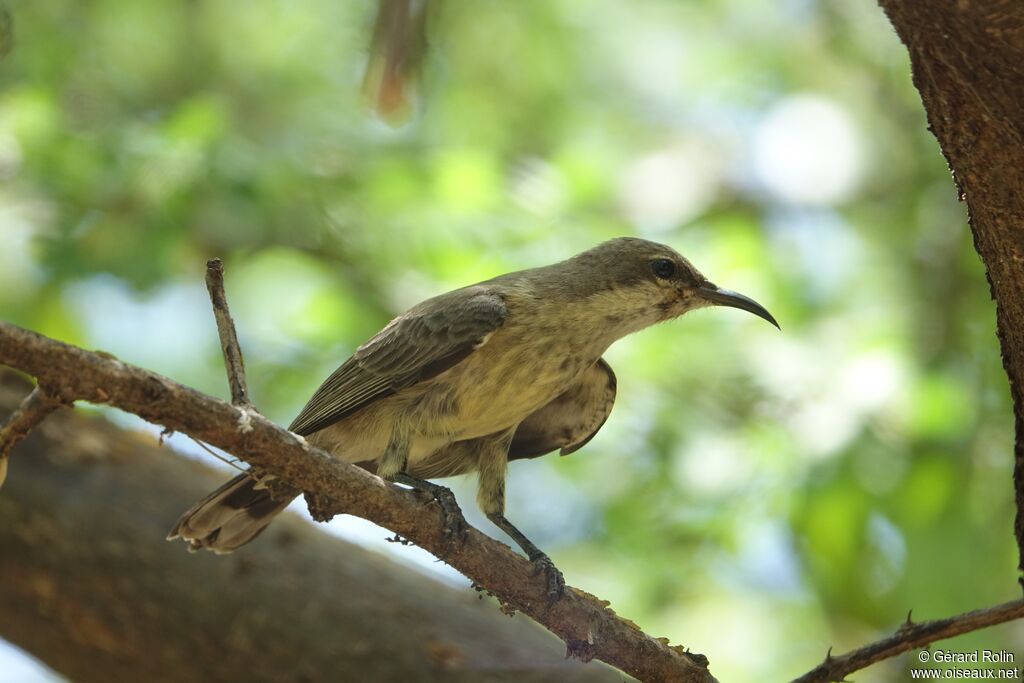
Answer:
168;473;294;554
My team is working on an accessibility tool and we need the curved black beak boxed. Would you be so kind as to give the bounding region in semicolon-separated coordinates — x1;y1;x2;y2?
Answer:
698;284;780;329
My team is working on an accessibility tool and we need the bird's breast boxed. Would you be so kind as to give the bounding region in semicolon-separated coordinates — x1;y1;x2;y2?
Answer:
428;323;596;441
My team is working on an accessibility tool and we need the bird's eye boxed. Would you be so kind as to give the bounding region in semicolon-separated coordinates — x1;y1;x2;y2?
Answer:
651;258;676;279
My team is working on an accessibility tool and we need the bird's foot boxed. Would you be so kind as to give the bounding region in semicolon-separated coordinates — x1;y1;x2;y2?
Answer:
429;483;468;542
393;473;467;543
485;510;566;605
530;552;565;606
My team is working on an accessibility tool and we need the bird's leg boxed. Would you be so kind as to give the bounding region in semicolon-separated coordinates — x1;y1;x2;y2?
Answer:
477;428;564;604
379;424;466;541
376;424;412;481
486;512;565;605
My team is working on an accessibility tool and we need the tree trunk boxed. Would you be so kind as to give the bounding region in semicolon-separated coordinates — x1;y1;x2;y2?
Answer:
0;372;621;683
876;0;1024;569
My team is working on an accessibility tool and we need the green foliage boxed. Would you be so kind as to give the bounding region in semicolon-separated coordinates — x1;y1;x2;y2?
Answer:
0;1;1016;680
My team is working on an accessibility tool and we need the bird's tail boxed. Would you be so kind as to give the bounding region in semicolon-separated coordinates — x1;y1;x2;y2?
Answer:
167;472;295;554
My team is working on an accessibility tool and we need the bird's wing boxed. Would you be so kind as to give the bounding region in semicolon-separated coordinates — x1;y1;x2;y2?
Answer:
508;357;618;461
288;288;507;436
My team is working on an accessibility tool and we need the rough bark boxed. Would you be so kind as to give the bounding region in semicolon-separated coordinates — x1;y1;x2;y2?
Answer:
876;0;1024;571
0;371;622;683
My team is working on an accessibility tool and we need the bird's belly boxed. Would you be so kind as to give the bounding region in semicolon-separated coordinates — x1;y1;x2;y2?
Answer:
437;344;586;441
307;412;449;465
445;386;545;440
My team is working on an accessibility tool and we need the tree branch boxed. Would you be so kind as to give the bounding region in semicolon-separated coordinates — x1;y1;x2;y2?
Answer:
205;258;252;408
0;384;66;488
0;370;622;683
791;599;1024;683
0;320;715;683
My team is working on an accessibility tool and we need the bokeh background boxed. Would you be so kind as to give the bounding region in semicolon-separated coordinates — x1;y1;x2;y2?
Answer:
0;0;1019;681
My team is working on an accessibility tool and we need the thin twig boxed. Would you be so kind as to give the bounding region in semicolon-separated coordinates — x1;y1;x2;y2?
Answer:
791;598;1024;683
187;435;247;474
0;385;66;487
205;258;252;408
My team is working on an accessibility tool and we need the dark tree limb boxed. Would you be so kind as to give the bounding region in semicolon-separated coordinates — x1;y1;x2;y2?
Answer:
0;321;715;683
0;384;66;488
362;0;430;124
0;371;622;683
789;1;1024;680
791;599;1024;683
204;258;253;409
875;0;1024;573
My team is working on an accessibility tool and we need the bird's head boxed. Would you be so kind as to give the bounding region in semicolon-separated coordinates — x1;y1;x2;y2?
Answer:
565;237;779;333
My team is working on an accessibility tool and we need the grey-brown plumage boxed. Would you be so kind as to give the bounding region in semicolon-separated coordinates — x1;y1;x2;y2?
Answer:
168;237;778;597
289;290;508;436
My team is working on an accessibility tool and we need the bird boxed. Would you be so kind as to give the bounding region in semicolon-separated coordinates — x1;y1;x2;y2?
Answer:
168;237;778;600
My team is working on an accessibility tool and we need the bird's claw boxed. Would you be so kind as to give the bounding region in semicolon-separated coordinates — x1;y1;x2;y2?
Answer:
531;553;565;605
392;473;468;545
429;484;468;542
